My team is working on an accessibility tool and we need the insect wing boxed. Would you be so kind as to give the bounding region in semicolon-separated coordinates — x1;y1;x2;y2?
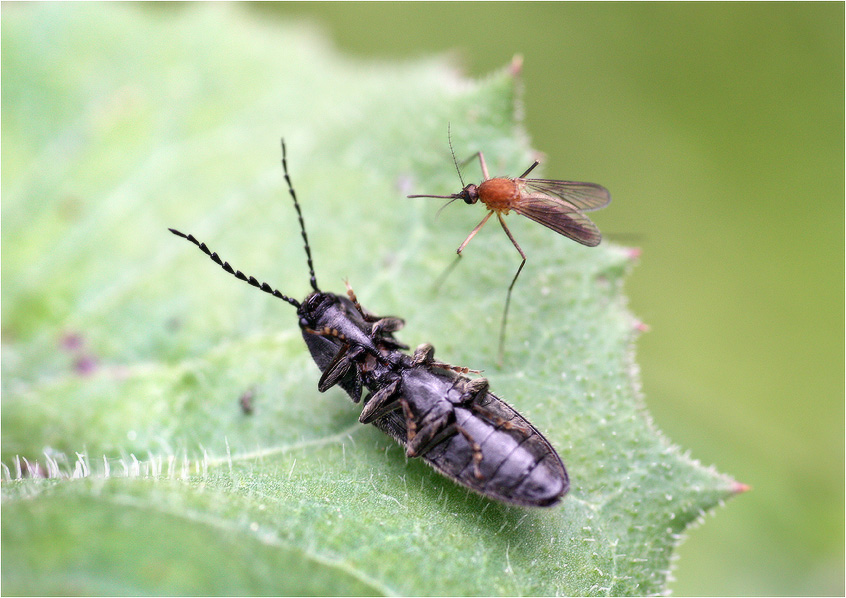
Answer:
523;179;611;212
512;191;602;247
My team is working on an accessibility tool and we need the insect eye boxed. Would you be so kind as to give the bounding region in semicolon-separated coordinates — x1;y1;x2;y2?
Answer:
462;185;479;204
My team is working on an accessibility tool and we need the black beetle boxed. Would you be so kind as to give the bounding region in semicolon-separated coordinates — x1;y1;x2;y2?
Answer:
169;141;569;507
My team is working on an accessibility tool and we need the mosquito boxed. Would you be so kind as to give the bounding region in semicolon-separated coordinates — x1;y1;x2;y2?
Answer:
408;141;611;364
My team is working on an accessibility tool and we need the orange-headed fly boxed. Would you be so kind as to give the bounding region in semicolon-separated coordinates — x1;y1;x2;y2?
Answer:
409;144;610;364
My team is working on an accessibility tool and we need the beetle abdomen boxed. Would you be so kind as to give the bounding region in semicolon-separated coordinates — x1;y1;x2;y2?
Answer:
422;405;567;507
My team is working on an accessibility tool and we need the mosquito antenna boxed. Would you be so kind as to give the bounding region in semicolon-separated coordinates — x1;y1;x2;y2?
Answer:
435;197;460;218
169;228;301;308
280;139;319;293
447;123;465;188
406;126;466;201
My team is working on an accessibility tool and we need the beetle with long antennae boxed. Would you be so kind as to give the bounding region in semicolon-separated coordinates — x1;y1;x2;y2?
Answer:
408;137;611;364
168;140;569;507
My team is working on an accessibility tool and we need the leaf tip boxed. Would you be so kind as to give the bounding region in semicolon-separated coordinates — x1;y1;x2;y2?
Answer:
632;318;650;334
509;54;524;78
624;246;642;261
731;481;752;495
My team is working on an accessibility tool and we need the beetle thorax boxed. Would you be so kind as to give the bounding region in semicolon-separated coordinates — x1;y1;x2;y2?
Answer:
477;178;519;213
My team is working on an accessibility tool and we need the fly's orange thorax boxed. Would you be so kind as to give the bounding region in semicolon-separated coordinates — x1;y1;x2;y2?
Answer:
478;178;520;214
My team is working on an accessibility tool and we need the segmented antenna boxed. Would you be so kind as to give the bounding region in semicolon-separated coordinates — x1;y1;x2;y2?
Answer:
281;139;319;293
406;126;466;213
447;123;465;188
168;228;301;309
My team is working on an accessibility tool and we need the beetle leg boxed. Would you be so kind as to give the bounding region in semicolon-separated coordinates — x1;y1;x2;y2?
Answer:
469;400;533;437
455;424;484;480
412;343;482;375
305;326;348;342
460;378;532;436
317;344;365;395
403;401;455;459
411;343;436;365
400;398;419;450
433;362;483;375
406;419;455;458
350;373;363;404
344;280;405;329
343;281;386;323
343;280;407;348
358;378;401;424
371;316;406;344
461;377;490;401
343;279;372;319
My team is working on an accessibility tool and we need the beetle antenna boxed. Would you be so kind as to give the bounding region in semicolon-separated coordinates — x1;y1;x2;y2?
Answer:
168;228;301;309
281;139;320;293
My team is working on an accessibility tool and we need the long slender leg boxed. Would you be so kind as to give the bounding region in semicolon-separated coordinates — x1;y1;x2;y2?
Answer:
496;212;527;366
432;253;462;292
459;151;490;180
431;209;493;295
457;211;494;255
430;210;495;297
477;151;490;180
433;211;495;293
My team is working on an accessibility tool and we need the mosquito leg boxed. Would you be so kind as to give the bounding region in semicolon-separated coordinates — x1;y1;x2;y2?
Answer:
496;212;527;366
432;211;492;293
457;211;494;255
517;160;540;179
432;253;462;292
478;152;490;180
458;151;490;180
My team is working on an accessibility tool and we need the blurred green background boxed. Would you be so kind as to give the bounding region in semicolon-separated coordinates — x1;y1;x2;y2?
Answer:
3;3;842;596
257;2;844;596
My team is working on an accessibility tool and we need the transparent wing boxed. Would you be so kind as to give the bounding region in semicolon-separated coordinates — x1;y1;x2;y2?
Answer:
522;179;611;212
512;191;603;246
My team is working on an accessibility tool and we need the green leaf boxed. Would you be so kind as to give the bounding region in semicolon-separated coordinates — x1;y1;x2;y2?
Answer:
2;4;742;595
